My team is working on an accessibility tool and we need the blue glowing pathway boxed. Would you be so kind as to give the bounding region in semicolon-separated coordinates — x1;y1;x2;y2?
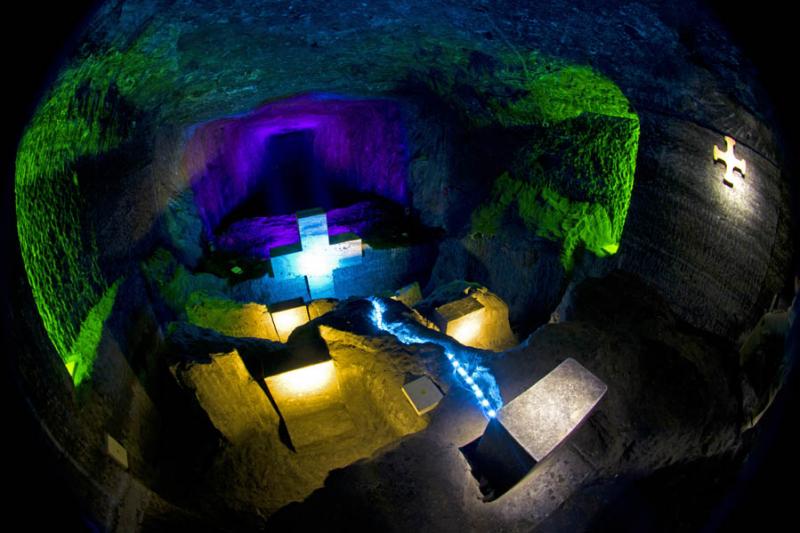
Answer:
369;298;502;418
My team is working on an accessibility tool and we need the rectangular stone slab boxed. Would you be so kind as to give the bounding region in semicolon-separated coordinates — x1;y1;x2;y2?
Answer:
105;434;129;470
265;360;353;449
433;295;486;346
265;360;342;416
269;298;310;342
498;358;606;461
474;358;606;492
434;295;484;325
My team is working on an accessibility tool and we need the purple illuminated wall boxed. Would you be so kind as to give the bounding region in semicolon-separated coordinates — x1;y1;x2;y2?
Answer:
183;94;410;237
215;200;407;260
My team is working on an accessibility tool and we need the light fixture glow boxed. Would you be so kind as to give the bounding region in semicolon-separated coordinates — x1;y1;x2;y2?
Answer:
434;296;489;349
270;299;310;342
264;359;345;446
601;242;620;255
265;360;336;397
447;314;484;346
298;251;335;277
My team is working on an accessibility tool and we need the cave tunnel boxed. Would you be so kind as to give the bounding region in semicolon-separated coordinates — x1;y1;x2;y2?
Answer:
3;1;799;531
188;94;411;234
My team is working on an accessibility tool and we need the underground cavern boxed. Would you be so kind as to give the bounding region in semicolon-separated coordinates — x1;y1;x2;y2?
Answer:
4;1;799;531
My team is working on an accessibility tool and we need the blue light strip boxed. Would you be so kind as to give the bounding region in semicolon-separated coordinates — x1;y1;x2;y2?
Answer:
369;298;500;418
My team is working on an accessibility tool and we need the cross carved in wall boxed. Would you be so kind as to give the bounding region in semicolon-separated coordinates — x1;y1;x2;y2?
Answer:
713;135;747;188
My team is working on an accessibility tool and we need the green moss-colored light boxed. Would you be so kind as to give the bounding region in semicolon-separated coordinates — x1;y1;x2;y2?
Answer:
602;242;620;255
407;45;638;269
184;291;275;340
64;279;121;387
454;51;640;270
15;34;175;378
494;60;637;127
140;248;228;318
471;172;521;236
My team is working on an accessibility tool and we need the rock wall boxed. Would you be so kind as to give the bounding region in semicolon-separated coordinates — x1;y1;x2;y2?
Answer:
542;271;742;474
4;244;196;530
8;1;797;529
619;112;790;337
171;350;280;445
427;230;566;332
29;0;790;347
186;296;279;341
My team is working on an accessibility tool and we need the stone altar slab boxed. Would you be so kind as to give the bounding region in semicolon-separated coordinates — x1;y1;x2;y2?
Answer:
473;358;606;498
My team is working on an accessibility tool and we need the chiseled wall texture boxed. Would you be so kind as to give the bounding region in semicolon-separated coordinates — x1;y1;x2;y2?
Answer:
7;0;796;529
619;112;790;337
23;0;790;346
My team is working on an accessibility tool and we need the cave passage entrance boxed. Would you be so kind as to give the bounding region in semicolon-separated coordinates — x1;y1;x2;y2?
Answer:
185;94;438;290
187;94;412;239
218;128;378;230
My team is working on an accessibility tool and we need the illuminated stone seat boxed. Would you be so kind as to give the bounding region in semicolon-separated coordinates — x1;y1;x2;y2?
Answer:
268;297;310;342
262;327;357;448
426;286;517;351
433;295;486;346
472;358;606;498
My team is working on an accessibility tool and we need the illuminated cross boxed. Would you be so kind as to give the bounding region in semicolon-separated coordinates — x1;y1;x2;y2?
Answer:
713;135;747;188
270;208;362;300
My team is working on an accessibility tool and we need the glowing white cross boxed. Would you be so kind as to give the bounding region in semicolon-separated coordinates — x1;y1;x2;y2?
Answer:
713;135;746;188
270;208;362;300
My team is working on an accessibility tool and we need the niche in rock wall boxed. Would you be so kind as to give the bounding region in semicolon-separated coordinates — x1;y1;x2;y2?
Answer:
185;93;413;239
178;93;441;300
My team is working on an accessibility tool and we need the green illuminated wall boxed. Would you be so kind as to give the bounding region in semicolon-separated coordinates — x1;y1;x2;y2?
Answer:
14;35;173;386
15;31;637;386
473;110;639;269
418;49;639;269
64;280;121;387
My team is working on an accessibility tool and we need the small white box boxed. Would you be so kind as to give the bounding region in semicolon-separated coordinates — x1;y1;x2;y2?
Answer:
402;376;444;415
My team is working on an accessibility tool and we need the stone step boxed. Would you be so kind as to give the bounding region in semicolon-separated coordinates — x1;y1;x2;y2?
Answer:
283;403;357;449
